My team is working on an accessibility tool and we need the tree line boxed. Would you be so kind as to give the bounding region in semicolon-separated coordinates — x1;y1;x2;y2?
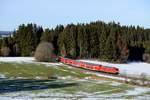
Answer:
0;21;150;63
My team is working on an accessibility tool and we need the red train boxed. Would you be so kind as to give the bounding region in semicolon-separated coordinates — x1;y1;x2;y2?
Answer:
59;57;119;74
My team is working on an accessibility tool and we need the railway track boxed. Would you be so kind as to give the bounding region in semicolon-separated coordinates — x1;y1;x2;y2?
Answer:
61;63;150;86
60;63;127;81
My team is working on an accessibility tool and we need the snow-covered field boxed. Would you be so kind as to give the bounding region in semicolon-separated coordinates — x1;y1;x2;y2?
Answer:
80;60;150;77
0;57;150;100
0;57;150;77
0;79;149;100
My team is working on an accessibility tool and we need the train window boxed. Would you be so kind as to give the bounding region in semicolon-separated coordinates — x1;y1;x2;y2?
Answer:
113;67;118;70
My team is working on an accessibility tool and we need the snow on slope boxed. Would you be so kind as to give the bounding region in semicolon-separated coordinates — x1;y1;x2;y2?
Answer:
0;74;6;79
80;60;150;77
0;57;150;77
0;57;61;66
0;57;35;63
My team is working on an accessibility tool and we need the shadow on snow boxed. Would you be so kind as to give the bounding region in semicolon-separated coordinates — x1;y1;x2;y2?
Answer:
0;79;78;94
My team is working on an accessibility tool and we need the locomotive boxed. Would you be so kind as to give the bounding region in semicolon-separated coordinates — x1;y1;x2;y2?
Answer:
59;57;119;74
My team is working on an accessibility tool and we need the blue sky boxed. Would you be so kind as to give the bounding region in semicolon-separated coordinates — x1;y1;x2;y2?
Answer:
0;0;150;31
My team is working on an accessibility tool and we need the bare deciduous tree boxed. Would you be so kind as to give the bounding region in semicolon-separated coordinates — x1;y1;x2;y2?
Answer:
1;47;10;57
34;42;53;62
143;53;150;63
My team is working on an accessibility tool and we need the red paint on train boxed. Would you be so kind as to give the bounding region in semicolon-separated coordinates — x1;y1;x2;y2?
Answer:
59;57;119;74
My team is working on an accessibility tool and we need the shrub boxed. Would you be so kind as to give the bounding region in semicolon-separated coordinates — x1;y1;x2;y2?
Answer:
143;53;150;62
1;47;10;57
34;42;53;62
0;48;1;56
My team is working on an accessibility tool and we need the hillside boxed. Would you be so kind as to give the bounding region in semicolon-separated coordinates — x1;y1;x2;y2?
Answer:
0;57;150;99
1;57;150;78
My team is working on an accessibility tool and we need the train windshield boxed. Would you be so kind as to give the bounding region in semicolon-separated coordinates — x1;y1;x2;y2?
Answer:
115;68;119;70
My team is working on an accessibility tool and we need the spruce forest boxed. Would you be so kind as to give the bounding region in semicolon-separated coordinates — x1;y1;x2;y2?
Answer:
0;21;150;63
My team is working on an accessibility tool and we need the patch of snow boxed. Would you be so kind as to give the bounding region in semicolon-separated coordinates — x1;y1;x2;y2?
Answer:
126;87;150;95
16;77;24;79
35;76;42;79
0;97;14;100
59;76;73;80
0;57;62;67
40;62;62;66
59;69;68;72
0;74;6;79
70;71;79;75
85;71;126;81
0;85;150;100
94;80;109;84
110;82;122;86
0;57;35;63
93;89;121;95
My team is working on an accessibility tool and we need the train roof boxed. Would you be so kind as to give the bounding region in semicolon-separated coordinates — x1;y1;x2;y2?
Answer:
75;60;116;68
79;61;117;68
61;57;117;68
